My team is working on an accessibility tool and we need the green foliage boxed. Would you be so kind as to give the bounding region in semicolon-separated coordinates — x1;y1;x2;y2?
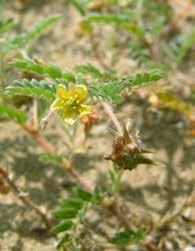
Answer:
54;209;78;219
88;81;122;104
108;164;123;194
53;187;102;249
0;18;14;34
72;0;145;37
6;59;163;106
52;220;73;234
190;89;195;105
60;199;84;210
81;13;144;36
70;0;86;16
0;0;6;18
84;13;134;25
128;41;151;67
142;0;173;21
109;229;146;245
0;104;27;124
149;17;165;39
11;57;76;82
88;70;163;104
72;187;92;201
163;31;195;66
72;0;192;69
123;70;163;88
0;1;193;250
177;30;195;64
0;16;60;54
75;63;103;78
4;79;56;100
56;234;71;248
39;153;63;165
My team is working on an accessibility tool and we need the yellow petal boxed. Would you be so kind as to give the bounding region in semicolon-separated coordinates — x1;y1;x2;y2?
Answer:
79;104;92;116
59;107;78;125
56;84;69;99
50;98;62;110
63;117;77;125
71;85;88;102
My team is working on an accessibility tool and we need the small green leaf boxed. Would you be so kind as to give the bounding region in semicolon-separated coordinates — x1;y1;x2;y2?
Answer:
76;64;103;78
177;30;195;64
57;234;71;248
42;64;62;78
4;79;56;100
73;187;92;201
70;0;86;16
0;104;27;124
84;13;134;26
0;18;14;34
122;70;163;89
53;209;78;219
62;70;76;83
88;70;163;104
109;229;146;245
88;82;123;104
52;220;73;234
11;57;76;82
99;82;123;105
61;199;84;210
92;187;102;204
39;153;63;165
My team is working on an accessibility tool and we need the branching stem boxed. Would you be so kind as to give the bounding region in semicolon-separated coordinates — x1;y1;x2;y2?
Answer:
22;122;135;231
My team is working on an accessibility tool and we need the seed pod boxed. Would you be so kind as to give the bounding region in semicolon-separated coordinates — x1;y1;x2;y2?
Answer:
106;124;155;170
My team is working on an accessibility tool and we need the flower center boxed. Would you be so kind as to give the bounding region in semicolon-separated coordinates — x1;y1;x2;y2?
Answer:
67;96;79;108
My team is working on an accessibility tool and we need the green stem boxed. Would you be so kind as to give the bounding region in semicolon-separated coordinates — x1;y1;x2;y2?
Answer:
112;165;123;195
0;55;5;90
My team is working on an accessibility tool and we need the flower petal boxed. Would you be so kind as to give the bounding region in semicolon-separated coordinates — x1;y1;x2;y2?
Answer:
63;116;77;125
71;85;88;102
56;84;69;99
79;104;92;116
50;98;62;110
59;107;78;125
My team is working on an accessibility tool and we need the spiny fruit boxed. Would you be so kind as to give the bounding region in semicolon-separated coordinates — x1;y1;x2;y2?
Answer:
105;124;155;170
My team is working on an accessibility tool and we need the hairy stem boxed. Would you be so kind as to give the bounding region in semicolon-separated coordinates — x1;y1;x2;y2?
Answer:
101;101;123;135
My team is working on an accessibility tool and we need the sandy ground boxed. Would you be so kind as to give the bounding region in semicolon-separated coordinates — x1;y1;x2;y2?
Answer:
0;1;195;250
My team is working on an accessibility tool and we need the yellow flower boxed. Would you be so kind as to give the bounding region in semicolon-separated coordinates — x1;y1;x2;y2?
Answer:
51;84;92;125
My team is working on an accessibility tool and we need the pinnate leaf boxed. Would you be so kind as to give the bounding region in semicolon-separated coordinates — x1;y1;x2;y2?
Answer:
11;57;76;82
109;229;146;245
4;79;56;100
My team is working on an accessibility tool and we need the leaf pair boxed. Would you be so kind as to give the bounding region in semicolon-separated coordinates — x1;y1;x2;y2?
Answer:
52;187;100;248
